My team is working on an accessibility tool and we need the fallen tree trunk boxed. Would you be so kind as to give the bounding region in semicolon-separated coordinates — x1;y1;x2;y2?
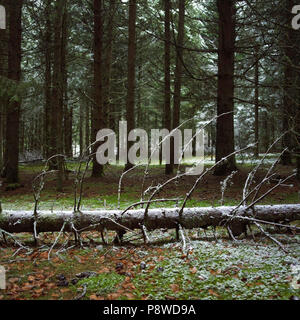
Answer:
0;204;299;236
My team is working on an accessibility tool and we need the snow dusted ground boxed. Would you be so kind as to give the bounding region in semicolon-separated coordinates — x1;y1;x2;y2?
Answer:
183;154;281;166
131;230;300;300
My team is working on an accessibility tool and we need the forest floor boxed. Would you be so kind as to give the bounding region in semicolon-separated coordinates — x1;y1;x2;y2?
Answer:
0;157;300;300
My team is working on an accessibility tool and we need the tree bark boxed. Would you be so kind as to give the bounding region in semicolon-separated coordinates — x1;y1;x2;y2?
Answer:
214;0;237;176
4;0;23;183
254;50;259;158
43;0;52;159
91;0;104;177
124;0;137;171
0;204;299;237
281;0;298;166
164;0;173;175
62;6;72;158
0;4;7;174
103;0;115;129
263;110;269;152
50;0;67;191
170;0;185;173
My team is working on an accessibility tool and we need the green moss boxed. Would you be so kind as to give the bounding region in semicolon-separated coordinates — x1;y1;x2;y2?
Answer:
72;272;125;297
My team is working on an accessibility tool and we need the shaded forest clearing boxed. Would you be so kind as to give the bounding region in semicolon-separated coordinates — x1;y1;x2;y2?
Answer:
0;161;300;300
1;160;299;210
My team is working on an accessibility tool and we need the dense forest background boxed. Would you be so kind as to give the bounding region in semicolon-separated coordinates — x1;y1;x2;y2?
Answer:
1;1;300;302
0;0;300;184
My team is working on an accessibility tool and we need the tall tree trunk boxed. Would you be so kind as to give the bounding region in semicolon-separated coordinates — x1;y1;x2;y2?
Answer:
5;0;23;183
281;0;295;166
79;102;84;156
263;110;269;152
136;64;142;128
214;0;237;176
91;0;104;177
85;102;90;154
44;0;52;159
19;116;24;156
103;0;115;129
164;0;173;174
254;50;259;158
124;0;137;171
0;104;3;172
0;3;7;173
287;1;300;178
51;0;67;191
171;0;185;172
62;6;72;158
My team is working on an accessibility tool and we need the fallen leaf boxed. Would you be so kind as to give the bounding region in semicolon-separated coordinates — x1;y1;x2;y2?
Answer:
23;283;34;290
34;288;44;294
190;267;197;274
124;293;135;299
170;284;179;293
107;293;121;300
60;288;70;293
122;282;136;290
28;275;35;282
40;252;49;259
208;289;219;297
98;268;110;274
165;295;176;300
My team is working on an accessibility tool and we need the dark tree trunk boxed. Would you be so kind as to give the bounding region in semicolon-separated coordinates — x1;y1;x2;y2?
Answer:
164;0;173;175
0;104;3;172
79;102;84;156
5;0;23;183
214;0;237;176
61;7;72;158
51;0;67;191
85;103;90;154
91;0;104;177
19;116;24;155
0;5;7;174
44;0;52;159
263;110;269;152
171;0;185;172
136;65;142;128
281;0;296;166
124;0;137;171
103;0;115;129
254;50;259;158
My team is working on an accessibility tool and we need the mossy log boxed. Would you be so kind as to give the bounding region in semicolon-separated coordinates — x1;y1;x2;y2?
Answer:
0;204;299;236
